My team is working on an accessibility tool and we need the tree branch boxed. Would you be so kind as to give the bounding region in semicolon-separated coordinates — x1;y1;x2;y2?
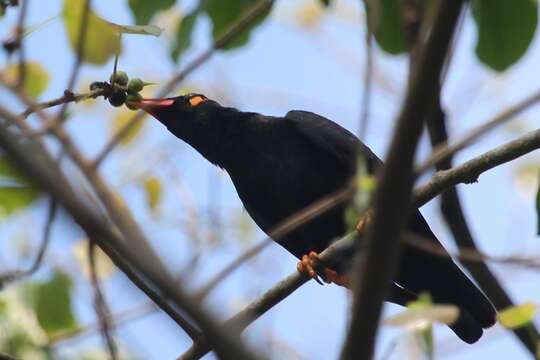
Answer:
414;128;540;207
418;89;540;175
55;0;91;122
15;0;29;87
341;2;464;359
0;197;57;285
0;108;258;360
0;74;205;342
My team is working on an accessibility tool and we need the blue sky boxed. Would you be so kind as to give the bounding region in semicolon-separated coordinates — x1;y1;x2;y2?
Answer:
1;0;540;359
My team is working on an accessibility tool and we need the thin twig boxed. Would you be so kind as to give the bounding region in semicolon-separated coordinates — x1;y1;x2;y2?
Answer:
15;0;29;87
110;38;120;92
403;231;540;270
0;197;57;285
55;0;91;123
88;239;118;360
358;26;373;139
91;0;274;168
49;302;157;345
19;88;107;120
416;89;540;175
414;128;540;207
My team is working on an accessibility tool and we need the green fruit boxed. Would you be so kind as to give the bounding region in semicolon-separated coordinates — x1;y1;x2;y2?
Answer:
127;78;144;94
108;90;126;107
126;93;142;110
110;71;128;86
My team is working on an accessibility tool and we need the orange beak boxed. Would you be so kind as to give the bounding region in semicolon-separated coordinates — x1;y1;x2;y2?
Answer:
129;98;175;110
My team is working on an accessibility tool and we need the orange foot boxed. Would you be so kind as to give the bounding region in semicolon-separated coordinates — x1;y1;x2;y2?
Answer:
296;251;350;288
356;209;374;234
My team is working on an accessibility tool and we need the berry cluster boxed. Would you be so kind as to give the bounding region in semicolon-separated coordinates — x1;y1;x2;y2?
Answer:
106;71;147;110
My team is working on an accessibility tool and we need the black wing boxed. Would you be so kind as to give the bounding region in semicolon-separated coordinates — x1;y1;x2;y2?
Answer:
287;110;495;342
285;110;381;173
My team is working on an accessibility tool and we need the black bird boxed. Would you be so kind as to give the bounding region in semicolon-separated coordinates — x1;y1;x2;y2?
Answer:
132;94;496;343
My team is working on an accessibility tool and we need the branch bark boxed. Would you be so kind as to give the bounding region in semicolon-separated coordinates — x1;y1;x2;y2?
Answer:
341;2;464;359
0;109;258;360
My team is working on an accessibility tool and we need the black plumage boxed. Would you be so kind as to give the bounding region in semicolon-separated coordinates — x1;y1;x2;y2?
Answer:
135;94;496;343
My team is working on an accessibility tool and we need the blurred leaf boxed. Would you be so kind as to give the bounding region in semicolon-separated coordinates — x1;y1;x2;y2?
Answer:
72;239;116;280
319;0;330;7
472;0;538;71
536;170;540;235
32;270;77;335
4;61;49;98
366;0;407;54
63;0;122;65
143;177;162;211
0;298;6;315
294;1;324;28
128;0;176;25
234;210;254;244
203;0;271;50
171;10;200;61
385;293;459;330
498;302;538;329
0;155;40;218
110;110;146;146
345;156;374;232
106;22;163;36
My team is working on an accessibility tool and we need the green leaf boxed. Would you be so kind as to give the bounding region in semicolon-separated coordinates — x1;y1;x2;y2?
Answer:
32;270;78;335
0;298;7;315
0;155;40;218
143;177;162;211
498;302;538;329
128;0;176;25
63;0;122;65
536;170;540;235
472;0;538;72
366;0;407;54
171;10;200;62
4;61;49;98
203;0;271;50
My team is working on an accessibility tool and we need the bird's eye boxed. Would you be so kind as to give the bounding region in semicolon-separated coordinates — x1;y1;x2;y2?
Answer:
188;95;206;107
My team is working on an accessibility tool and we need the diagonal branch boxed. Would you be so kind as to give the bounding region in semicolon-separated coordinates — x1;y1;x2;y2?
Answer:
0;108;258;360
88;239;118;360
418;89;540;175
0;197;57;285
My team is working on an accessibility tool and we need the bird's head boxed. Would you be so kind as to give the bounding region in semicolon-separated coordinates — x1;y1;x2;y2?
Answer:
130;93;231;165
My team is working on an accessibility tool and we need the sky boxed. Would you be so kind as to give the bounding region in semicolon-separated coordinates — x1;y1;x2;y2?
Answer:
1;0;540;359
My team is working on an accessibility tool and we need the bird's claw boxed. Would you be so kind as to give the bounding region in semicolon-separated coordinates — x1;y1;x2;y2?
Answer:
297;251;324;285
356;209;374;234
